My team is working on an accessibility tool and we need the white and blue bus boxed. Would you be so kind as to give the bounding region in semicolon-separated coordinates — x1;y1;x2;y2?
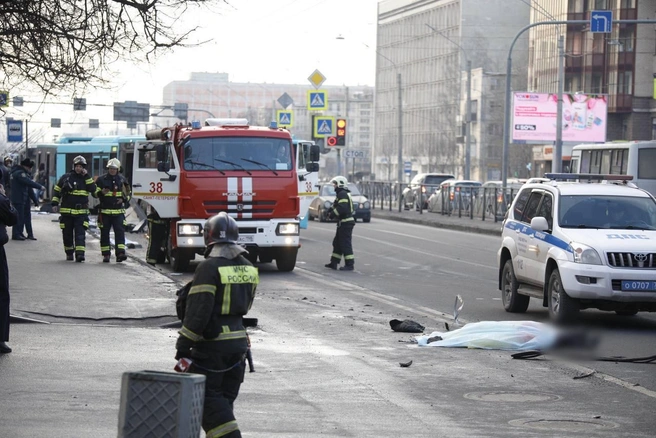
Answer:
570;141;656;197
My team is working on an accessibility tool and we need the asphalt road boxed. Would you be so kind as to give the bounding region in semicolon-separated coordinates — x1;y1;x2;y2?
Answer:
297;216;656;393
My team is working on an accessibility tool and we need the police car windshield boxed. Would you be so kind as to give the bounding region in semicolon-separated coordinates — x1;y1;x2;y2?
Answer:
559;195;656;230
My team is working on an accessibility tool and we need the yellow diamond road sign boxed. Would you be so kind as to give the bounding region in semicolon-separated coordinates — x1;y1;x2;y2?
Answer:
308;69;326;89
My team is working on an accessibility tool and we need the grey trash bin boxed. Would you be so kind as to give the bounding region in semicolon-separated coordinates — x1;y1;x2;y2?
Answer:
118;370;206;438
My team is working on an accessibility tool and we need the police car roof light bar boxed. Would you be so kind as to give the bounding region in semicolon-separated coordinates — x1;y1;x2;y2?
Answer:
544;173;634;182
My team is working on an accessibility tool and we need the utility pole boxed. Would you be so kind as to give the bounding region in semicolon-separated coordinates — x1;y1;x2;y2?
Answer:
397;72;403;212
464;60;472;180
554;35;565;173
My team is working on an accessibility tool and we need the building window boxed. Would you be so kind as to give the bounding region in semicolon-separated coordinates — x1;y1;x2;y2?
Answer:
361;111;371;116
618;71;632;94
361;127;370;132
652;118;656;140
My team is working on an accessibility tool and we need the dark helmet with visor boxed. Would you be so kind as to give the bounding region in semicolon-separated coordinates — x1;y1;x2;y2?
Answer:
204;212;239;247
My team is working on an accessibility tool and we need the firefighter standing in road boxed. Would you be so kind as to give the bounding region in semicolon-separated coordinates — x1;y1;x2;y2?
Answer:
324;175;356;271
175;212;258;438
51;156;97;262
95;158;131;263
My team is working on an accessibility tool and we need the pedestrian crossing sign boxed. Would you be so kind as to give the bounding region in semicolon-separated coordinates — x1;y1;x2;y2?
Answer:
276;110;293;128
313;116;334;138
307;90;328;111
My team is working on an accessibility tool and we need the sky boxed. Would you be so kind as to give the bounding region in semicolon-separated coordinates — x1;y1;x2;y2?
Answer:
3;0;381;144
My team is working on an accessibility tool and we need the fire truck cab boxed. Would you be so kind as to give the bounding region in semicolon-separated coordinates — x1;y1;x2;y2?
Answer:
132;119;320;272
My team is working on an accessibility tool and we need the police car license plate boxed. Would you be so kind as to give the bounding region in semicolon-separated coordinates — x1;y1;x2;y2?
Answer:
238;235;254;243
621;280;656;292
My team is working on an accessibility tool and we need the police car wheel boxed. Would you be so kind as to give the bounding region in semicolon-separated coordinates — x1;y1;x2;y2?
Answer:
501;260;529;313
548;269;579;323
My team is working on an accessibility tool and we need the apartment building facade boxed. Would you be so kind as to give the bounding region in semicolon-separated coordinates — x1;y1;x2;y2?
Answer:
374;0;530;182
527;0;656;175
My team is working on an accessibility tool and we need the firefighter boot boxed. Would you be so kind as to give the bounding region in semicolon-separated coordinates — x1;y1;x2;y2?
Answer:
116;253;128;263
339;264;354;271
103;254;111;263
324;262;338;270
76;253;85;263
66;254;74;261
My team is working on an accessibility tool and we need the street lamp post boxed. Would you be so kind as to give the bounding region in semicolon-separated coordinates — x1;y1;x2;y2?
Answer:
336;36;403;211
425;23;472;180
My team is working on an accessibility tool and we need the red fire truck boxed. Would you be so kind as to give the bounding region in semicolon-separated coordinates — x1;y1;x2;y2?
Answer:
131;118;320;272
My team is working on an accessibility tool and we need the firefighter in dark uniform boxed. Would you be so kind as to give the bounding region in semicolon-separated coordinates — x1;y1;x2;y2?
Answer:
95;158;131;263
146;210;168;265
324;175;356;271
175;212;258;438
51;155;97;262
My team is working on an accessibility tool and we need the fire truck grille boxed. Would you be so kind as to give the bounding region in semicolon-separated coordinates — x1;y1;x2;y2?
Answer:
203;200;275;216
606;252;656;269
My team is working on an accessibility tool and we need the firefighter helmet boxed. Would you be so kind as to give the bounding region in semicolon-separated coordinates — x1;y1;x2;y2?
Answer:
330;175;348;189
204;212;239;247
73;155;87;167
107;158;121;169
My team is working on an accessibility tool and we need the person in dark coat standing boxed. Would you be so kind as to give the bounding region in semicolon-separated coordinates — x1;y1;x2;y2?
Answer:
0;182;18;353
10;158;44;241
94;158;132;263
176;212;259;438
51;155;97;262
324;175;356;271
0;156;12;190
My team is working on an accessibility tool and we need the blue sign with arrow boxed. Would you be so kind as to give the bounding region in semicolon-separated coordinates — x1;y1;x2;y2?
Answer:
590;10;612;33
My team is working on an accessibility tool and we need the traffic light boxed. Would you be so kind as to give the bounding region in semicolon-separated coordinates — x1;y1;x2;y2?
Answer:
336;118;346;146
326;136;338;146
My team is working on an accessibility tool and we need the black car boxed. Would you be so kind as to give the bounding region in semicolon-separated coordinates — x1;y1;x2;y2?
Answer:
308;183;371;223
402;173;455;210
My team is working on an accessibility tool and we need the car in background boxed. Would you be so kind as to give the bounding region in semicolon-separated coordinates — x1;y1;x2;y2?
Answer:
474;179;527;219
427;179;482;214
308;183;371;223
402;173;455;210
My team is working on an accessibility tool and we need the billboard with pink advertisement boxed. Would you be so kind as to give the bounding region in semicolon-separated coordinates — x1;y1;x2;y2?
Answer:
512;92;607;143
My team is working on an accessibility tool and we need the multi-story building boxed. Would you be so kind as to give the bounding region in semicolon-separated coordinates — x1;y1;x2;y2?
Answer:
375;0;530;182
528;0;656;175
160;72;374;178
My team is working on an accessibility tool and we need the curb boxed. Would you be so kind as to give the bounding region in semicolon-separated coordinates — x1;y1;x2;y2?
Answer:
371;211;502;236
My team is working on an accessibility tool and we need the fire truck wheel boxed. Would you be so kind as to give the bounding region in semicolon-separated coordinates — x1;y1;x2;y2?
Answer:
168;234;191;272
275;249;297;272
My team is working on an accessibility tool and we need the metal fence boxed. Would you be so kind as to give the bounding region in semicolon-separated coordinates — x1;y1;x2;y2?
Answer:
357;181;522;223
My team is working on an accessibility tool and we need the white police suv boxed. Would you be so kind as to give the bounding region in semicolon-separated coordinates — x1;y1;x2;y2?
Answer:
497;174;656;322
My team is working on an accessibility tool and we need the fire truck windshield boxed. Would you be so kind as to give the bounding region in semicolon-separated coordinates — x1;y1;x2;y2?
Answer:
183;137;292;171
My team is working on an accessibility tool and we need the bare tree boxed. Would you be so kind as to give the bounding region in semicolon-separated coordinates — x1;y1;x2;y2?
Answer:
0;0;225;95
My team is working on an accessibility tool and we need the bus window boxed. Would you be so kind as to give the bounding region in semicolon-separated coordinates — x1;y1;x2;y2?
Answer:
621;149;629;174
610;149;623;174
580;150;591;173
590;150;602;173
638;148;656;179
600;150;611;174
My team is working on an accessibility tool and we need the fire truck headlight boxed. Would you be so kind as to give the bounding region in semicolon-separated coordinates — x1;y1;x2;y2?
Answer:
178;224;202;236
276;223;299;235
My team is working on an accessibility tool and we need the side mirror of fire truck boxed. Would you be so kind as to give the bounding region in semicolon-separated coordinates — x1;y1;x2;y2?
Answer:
309;144;321;162
306;162;319;173
157;161;171;173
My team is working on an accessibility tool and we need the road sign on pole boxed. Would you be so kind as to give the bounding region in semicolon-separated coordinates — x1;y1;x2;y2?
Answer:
591;10;612;33
7;120;23;142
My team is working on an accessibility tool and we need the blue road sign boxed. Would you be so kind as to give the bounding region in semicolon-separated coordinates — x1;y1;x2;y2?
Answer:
404;161;412;174
7;120;23;142
307;90;328;111
591;10;612;33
